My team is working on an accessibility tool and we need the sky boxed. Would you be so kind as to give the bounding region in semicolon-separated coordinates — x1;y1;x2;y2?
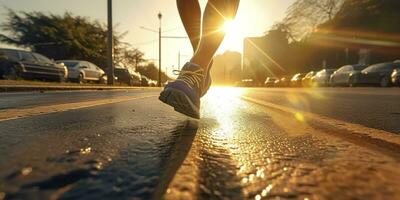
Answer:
0;0;295;76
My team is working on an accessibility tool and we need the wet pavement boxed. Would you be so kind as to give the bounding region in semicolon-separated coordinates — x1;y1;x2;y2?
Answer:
0;87;399;199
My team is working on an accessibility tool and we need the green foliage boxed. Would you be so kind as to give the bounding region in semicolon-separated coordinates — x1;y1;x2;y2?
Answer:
0;9;144;70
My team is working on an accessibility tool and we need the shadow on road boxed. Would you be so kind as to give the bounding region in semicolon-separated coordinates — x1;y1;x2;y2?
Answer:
152;120;199;199
25;120;200;200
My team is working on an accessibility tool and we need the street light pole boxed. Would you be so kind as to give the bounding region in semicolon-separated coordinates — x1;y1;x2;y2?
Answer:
107;0;114;85
158;12;162;87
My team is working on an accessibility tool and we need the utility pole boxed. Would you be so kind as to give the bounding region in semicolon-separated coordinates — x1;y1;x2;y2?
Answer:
107;0;114;85
158;12;162;87
177;51;191;71
139;22;187;83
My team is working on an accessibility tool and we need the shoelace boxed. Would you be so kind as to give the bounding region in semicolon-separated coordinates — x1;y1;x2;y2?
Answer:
173;69;204;90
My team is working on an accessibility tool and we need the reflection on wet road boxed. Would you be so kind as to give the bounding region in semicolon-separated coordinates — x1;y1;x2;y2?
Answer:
166;87;400;199
0;87;399;199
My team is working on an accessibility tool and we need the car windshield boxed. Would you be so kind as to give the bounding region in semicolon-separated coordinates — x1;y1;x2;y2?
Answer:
61;61;79;68
33;53;52;63
362;63;392;73
306;72;314;77
19;51;36;62
293;74;302;79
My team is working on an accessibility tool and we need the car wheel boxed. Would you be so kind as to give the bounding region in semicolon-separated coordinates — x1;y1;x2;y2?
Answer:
330;78;335;87
99;75;107;84
78;73;85;84
59;75;66;83
379;76;390;87
396;79;400;87
348;77;356;87
128;78;134;86
3;66;18;80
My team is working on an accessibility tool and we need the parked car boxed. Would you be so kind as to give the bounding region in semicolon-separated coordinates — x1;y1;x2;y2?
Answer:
56;60;107;84
140;75;152;87
264;77;278;87
302;71;316;87
114;66;141;86
349;62;400;87
330;64;367;87
290;73;305;87
392;68;400;86
148;79;157;87
236;79;257;87
313;69;337;87
0;48;67;82
277;76;291;87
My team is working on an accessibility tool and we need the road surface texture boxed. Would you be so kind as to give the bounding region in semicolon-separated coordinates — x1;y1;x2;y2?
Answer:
0;87;399;200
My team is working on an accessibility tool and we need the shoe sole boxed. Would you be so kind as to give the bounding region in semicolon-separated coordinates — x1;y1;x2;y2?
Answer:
159;88;200;119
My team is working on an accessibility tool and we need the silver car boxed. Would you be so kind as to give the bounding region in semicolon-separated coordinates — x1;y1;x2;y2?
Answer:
330;64;367;87
313;69;337;87
56;60;107;84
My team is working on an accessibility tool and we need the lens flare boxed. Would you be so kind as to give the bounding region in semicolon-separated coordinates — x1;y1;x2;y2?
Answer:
222;20;235;34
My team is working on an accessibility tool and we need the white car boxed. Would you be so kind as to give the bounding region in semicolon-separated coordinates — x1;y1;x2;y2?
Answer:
313;69;337;87
56;60;107;84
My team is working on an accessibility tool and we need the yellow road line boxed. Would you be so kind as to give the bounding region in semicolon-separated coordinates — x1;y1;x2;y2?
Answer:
0;95;157;122
241;96;400;147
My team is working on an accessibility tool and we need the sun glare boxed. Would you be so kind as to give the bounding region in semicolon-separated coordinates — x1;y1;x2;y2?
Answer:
219;19;247;53
223;20;236;34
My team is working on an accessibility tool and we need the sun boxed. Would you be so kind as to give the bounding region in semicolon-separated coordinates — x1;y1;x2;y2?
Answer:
223;20;236;34
219;19;246;53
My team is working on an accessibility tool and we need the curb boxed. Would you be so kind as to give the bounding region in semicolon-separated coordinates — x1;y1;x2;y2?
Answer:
0;85;161;93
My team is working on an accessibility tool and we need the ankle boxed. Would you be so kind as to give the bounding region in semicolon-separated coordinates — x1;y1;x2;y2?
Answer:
190;58;210;72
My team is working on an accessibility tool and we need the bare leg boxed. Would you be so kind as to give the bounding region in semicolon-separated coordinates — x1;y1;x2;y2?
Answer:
190;0;240;70
177;0;201;52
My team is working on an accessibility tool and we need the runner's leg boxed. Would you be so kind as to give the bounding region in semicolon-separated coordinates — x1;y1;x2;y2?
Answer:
176;0;201;52
190;0;240;70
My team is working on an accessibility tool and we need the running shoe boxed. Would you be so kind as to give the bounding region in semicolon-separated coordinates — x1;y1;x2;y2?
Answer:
159;62;205;119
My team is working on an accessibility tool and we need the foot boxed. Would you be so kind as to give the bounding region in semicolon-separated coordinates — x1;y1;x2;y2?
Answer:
159;62;205;119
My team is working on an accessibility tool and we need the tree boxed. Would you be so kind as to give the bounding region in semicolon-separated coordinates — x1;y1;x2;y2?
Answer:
321;0;400;34
282;0;345;40
0;10;145;70
136;62;170;82
114;45;145;70
316;0;400;63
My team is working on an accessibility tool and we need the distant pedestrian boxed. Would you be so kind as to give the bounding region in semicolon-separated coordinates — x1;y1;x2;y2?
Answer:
159;0;240;119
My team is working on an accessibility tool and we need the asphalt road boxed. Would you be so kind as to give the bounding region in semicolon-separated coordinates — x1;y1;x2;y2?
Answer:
0;87;399;200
